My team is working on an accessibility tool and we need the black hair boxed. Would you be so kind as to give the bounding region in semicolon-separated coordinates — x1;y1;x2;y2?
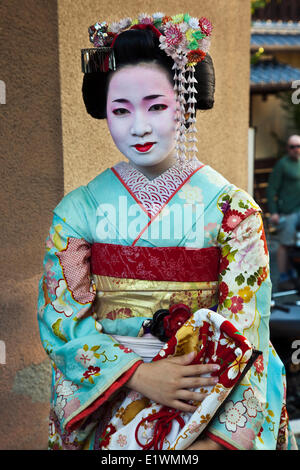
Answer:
82;28;215;119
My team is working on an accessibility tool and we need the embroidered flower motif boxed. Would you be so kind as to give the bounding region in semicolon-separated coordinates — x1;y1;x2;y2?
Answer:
117;434;127;448
106;307;133;320
220;199;230;214
52;280;73;317
219;332;236;350
75;348;96;368
99;424;116;449
54;395;67;421
235;237;267;272
219;400;247;432
56;380;78;397
179;184;203;204
222;209;244;232
75;344;100;368
114;344;133;354
199;17;213;36
242;388;261;418
253;354;264;374
227;349;251;380
81;366;101;384
238;286;254;303
219;256;229;274
229;296;244;314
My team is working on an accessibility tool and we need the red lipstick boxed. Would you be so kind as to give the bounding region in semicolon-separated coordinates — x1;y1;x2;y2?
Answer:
134;142;155;152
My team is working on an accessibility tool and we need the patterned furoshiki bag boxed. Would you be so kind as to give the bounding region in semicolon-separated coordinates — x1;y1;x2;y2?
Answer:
95;308;260;450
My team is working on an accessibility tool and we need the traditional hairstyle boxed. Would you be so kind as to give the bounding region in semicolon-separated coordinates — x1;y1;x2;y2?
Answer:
82;27;215;120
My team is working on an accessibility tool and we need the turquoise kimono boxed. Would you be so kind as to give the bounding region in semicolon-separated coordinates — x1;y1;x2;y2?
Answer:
37;158;297;450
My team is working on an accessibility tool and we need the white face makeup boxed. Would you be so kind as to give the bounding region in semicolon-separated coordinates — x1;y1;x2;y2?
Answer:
106;63;178;169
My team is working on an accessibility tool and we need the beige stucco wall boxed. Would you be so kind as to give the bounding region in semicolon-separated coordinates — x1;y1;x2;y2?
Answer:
0;0;251;450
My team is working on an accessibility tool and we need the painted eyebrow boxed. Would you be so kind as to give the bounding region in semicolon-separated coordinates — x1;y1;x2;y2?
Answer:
112;94;166;103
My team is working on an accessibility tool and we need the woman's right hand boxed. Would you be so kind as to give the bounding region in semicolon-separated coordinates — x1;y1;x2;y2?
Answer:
126;352;220;412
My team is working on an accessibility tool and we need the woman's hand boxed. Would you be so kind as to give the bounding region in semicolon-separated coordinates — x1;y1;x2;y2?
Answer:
126;351;220;412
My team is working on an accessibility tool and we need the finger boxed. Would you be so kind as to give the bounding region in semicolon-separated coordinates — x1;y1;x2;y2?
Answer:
181;363;220;377
168;351;195;366
181;375;219;389
172;400;198;413
176;389;208;404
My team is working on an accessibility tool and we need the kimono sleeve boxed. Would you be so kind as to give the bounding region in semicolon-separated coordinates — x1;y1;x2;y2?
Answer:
205;189;285;450
37;191;143;433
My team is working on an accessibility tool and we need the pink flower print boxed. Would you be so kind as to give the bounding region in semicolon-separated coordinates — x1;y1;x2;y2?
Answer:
116;344;133;354
231;427;255;449
188;421;201;434
75;347;97;368
64;398;81;419
229;296;244;314
46;272;58;295
117;434;127;448
222;210;243;232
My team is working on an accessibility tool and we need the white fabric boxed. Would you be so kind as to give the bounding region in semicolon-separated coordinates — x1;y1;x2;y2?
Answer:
111;333;165;362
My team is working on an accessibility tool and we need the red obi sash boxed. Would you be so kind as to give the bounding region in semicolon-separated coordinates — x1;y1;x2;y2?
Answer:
91;243;220;282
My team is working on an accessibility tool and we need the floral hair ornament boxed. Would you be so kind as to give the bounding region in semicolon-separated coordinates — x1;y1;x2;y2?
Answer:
81;13;213;164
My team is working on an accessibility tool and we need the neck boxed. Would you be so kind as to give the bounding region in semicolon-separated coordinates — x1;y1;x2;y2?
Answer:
129;152;179;180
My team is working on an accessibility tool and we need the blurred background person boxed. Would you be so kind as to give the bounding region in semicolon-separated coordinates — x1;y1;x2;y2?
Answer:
267;135;300;290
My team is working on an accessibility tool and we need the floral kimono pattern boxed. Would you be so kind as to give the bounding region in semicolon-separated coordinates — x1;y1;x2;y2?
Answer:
37;157;297;450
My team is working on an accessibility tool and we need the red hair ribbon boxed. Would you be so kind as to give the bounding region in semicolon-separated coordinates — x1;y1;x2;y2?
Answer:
130;23;162;38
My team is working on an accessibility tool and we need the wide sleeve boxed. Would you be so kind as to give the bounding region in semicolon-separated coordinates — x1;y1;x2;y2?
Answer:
37;193;143;435
204;189;286;450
